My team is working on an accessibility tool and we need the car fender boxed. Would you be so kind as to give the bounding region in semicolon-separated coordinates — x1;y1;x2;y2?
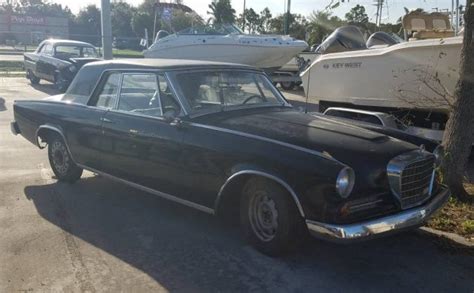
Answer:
215;163;305;218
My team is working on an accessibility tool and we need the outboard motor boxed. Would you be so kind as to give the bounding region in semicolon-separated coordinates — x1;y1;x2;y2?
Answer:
315;26;367;54
154;30;170;42
366;32;400;48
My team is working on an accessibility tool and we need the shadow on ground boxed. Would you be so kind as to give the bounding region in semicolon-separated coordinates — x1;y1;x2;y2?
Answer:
31;82;61;96
0;97;5;111
24;176;474;292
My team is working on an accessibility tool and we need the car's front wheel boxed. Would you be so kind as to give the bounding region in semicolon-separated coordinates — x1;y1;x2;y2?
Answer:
48;135;83;183
240;177;305;256
28;70;40;85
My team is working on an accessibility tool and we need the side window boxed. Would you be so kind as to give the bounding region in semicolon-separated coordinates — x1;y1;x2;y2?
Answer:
96;73;121;109
157;74;181;117
42;44;53;56
118;73;159;115
117;73;180;118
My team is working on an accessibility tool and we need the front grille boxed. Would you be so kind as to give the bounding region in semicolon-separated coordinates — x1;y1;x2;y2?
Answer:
387;150;436;209
400;157;435;208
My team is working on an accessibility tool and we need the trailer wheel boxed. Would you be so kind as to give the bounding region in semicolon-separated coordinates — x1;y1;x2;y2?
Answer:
280;81;295;91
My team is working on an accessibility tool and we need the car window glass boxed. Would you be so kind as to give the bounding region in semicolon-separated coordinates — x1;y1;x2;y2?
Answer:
96;73;121;109
157;74;181;117
82;47;98;58
118;74;161;117
174;71;283;113
55;45;81;57
43;44;53;56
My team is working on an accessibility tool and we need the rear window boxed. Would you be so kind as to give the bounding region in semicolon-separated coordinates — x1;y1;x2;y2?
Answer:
62;65;103;104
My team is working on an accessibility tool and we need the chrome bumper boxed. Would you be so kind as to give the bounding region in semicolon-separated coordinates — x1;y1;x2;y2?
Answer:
10;121;20;135
306;187;450;242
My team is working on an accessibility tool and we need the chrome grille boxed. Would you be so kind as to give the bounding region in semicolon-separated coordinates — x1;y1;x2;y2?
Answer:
387;150;436;209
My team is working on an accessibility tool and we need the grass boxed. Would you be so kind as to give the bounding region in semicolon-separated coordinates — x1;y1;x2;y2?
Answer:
0;61;24;72
112;49;144;58
427;184;474;241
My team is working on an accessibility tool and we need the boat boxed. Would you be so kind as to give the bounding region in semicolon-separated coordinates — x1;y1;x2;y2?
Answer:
144;23;308;71
300;11;462;139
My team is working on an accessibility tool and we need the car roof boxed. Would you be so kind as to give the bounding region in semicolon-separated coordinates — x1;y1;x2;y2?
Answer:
65;58;261;101
42;39;95;47
84;58;257;71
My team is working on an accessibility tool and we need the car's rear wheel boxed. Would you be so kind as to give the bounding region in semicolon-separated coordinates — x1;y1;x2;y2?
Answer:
240;177;305;256
28;70;40;85
48;134;83;183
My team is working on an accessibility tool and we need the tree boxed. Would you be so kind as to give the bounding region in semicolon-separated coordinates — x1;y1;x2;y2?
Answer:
207;0;236;25
72;4;101;44
306;11;345;45
441;0;474;203
258;7;272;33
111;2;136;38
268;13;308;40
242;8;259;33
345;4;369;24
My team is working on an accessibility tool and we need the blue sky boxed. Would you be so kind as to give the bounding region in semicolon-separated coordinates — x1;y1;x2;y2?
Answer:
59;0;454;24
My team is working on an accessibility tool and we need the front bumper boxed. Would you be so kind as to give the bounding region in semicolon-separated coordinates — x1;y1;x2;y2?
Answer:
306;187;450;242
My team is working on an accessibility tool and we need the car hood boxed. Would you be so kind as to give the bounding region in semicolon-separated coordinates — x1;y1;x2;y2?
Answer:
197;108;418;189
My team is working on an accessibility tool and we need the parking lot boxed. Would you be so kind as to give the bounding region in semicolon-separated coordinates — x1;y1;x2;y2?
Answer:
0;78;473;292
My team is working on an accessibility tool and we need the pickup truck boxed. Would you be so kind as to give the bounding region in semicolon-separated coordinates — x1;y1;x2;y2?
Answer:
24;39;101;91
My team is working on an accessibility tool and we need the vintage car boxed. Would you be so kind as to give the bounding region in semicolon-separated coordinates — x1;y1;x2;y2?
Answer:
11;59;450;255
24;39;101;91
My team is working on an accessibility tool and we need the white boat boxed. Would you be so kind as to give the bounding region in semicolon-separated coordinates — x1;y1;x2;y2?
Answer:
144;24;308;71
300;12;462;135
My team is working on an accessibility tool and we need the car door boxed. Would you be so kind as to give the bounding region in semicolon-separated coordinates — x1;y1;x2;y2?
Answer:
36;43;54;80
99;72;187;198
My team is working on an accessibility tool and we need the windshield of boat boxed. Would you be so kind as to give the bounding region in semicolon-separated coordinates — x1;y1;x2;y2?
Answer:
171;70;287;115
176;23;244;35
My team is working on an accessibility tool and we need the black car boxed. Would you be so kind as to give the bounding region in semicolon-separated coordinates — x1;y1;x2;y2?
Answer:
24;39;101;91
11;59;449;255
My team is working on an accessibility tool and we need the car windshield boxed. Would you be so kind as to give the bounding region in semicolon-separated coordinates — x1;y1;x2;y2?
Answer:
172;70;286;115
55;45;99;58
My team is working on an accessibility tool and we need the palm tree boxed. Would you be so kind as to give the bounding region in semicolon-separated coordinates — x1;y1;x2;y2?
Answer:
207;0;236;25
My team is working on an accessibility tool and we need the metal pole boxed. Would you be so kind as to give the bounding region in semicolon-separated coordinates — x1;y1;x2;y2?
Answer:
101;0;113;60
455;0;460;34
452;0;455;29
284;0;291;34
242;0;246;31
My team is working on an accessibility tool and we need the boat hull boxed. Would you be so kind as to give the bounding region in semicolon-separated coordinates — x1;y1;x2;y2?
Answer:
301;37;462;111
144;35;307;71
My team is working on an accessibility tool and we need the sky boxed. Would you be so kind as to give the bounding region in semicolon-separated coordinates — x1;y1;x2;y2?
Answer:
55;0;454;24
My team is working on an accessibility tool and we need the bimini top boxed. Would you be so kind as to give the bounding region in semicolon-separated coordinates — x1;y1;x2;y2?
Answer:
64;58;258;103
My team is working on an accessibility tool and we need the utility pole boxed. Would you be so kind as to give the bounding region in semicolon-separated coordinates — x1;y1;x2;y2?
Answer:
455;0;460;33
101;0;113;60
242;0;246;31
284;0;291;35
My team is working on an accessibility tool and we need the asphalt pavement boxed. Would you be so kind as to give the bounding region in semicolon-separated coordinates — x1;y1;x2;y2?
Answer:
0;78;473;292
0;53;23;62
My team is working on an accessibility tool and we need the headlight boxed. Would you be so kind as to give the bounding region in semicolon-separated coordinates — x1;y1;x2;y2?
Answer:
433;145;444;166
336;167;355;198
68;65;76;72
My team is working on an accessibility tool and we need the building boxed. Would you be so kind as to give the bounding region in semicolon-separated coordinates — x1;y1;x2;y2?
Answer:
0;13;69;45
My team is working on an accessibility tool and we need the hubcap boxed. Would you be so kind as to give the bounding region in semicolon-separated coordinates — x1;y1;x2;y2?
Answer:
51;141;69;175
249;192;278;242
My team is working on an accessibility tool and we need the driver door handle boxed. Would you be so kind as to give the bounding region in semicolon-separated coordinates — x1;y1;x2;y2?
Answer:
101;117;114;124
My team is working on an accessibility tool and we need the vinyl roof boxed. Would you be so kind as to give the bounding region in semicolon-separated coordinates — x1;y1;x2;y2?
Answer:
84;58;257;70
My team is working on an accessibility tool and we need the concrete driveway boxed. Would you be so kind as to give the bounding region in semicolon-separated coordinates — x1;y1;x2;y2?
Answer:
0;78;473;292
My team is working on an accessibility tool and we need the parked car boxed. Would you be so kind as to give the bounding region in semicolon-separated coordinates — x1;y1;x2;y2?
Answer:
24;39;101;91
11;59;449;255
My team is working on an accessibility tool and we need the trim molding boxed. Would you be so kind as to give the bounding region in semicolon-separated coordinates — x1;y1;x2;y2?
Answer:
215;170;305;218
77;164;215;215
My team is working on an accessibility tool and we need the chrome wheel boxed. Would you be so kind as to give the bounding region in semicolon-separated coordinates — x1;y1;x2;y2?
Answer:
51;140;70;175
248;191;279;242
